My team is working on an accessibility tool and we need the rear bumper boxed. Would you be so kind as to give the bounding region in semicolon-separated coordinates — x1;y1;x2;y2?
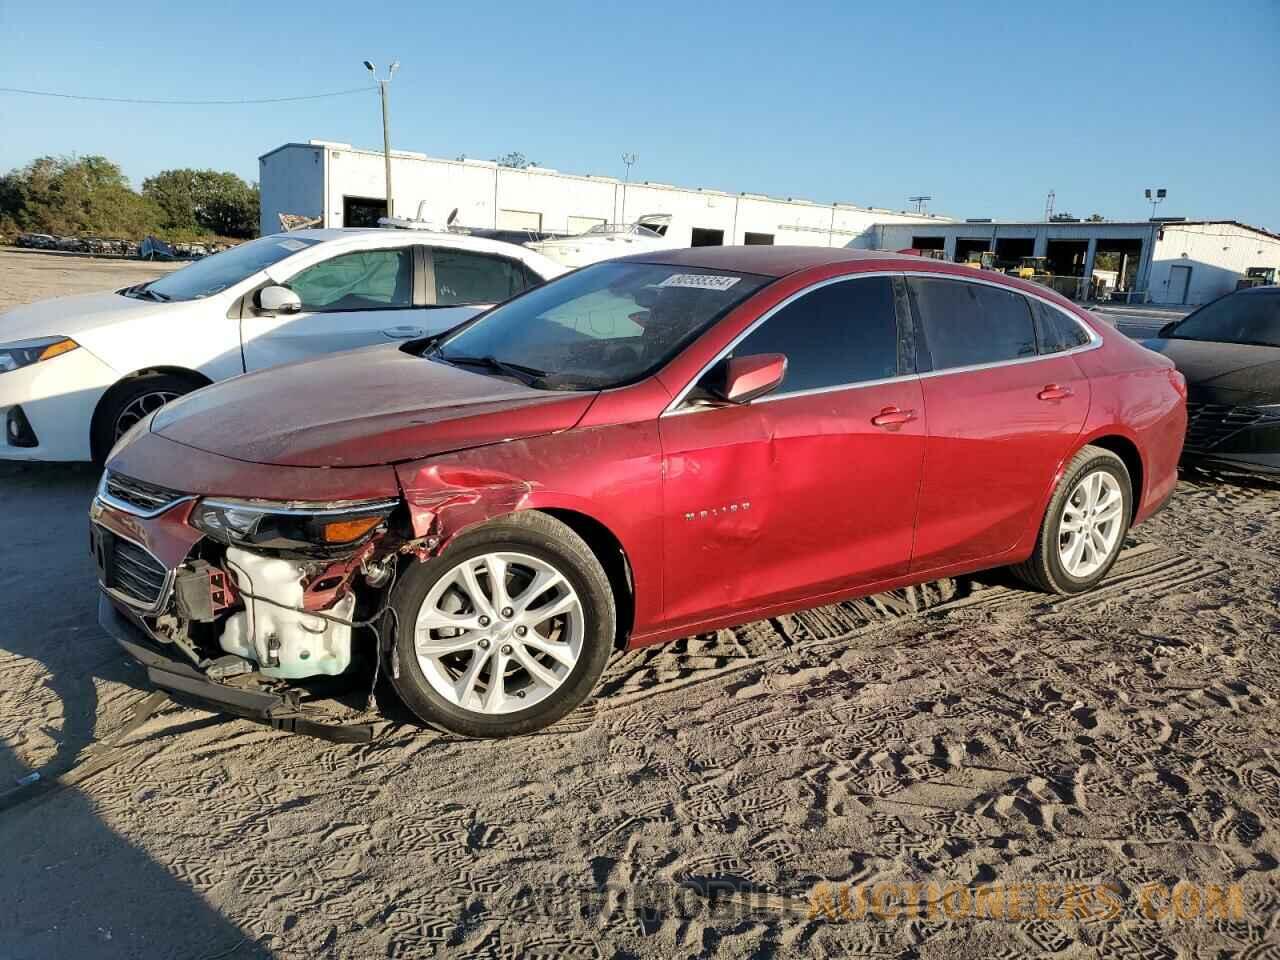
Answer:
99;595;373;742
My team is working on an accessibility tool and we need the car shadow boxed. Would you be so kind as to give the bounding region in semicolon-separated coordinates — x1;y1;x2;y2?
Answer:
0;461;274;957
1180;463;1280;493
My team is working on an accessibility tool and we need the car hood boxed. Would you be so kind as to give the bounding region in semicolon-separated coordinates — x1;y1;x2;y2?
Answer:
150;344;598;467
1141;338;1280;403
0;290;171;344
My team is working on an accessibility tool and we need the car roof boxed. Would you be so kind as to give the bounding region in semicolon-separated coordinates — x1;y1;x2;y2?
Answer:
614;245;934;278
277;226;563;273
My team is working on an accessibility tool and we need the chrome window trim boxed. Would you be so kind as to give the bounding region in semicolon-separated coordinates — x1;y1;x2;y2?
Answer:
96;473;194;519
661;269;1103;417
662;271;904;415
901;270;1103;376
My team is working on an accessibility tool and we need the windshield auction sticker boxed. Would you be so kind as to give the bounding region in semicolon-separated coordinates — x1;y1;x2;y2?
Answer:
277;238;309;252
659;273;742;291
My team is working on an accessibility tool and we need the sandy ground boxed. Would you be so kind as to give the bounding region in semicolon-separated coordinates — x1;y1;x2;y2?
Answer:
0;248;183;311
1;252;1278;958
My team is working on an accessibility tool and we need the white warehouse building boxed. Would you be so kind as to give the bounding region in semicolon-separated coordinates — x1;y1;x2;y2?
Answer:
870;218;1280;306
259;140;949;250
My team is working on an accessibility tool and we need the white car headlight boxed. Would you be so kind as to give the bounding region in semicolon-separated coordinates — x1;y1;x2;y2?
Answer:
0;336;79;374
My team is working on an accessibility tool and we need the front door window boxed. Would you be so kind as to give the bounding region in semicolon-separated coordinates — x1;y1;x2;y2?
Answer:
287;249;413;312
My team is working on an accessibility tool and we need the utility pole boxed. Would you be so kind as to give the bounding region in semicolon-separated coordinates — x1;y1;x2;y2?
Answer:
364;60;399;217
908;195;931;215
620;152;637;225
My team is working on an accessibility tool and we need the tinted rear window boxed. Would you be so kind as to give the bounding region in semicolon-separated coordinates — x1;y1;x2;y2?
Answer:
909;278;1037;370
1032;299;1092;353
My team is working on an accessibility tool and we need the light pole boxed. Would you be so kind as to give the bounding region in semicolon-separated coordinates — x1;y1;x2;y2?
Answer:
1144;187;1166;220
620;152;637;226
364;60;399;218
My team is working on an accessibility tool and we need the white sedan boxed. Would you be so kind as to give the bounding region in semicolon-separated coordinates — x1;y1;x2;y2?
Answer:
0;228;566;462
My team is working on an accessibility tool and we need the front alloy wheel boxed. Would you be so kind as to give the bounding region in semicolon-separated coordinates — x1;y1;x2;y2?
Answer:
415;551;585;714
390;511;616;737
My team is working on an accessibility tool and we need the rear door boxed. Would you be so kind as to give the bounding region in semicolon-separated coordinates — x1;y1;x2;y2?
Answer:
240;243;422;370
421;245;541;336
907;276;1091;572
658;274;926;626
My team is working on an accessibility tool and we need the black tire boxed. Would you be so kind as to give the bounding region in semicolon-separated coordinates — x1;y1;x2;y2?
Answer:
1011;445;1132;595
91;373;199;465
389;511;615;737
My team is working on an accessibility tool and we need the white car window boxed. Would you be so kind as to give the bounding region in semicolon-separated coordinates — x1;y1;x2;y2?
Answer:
433;248;535;306
287;249;414;312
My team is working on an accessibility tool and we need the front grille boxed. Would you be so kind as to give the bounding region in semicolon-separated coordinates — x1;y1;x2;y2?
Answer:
96;527;170;609
103;471;186;514
1184;401;1275;451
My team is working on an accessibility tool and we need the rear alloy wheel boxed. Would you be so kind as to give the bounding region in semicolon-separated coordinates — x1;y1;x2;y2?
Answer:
1012;445;1132;595
390;512;615;737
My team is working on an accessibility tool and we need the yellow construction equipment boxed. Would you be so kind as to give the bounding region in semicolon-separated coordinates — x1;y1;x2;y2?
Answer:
1016;256;1052;282
965;251;998;270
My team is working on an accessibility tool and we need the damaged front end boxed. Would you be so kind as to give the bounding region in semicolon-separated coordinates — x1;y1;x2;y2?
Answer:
91;472;423;740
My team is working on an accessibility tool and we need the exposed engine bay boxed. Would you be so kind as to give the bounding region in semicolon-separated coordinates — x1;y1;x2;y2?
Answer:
91;477;428;692
91;461;544;702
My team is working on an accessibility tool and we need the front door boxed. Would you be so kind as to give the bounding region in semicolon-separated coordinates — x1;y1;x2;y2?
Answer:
905;276;1091;572
240;245;428;371
658;275;926;628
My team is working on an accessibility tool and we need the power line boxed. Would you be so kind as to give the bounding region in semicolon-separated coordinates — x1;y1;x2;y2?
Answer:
0;85;372;105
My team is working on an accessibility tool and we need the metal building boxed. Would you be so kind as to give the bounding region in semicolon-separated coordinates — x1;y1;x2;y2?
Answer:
259;140;948;249
871;219;1280;305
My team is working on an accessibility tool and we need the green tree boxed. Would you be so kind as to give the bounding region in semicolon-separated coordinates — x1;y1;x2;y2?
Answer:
142;168;259;239
0;155;164;238
495;151;536;169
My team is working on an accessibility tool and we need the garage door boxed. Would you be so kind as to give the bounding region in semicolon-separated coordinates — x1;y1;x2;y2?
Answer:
567;216;606;233
498;209;542;231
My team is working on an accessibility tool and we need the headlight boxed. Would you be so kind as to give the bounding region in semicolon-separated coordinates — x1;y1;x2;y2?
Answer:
0;336;79;374
190;497;400;555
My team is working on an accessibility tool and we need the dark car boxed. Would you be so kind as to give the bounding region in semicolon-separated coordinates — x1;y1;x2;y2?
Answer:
1143;285;1280;475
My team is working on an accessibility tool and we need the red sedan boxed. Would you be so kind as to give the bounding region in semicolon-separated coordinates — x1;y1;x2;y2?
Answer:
94;247;1187;738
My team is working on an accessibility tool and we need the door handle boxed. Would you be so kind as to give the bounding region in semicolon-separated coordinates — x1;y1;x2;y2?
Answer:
871;406;917;427
1037;384;1074;401
382;325;425;339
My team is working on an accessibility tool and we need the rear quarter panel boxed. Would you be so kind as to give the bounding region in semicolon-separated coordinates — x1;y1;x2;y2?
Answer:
1070;326;1186;524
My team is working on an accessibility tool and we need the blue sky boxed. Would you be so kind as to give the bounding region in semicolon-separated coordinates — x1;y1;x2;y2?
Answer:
2;0;1277;227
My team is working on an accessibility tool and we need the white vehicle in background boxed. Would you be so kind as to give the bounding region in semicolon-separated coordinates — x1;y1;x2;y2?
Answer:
0;228;565;463
526;214;677;268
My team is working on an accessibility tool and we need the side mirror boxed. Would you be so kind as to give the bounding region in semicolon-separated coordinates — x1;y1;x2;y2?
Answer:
258;285;302;315
1157;320;1178;338
704;353;788;404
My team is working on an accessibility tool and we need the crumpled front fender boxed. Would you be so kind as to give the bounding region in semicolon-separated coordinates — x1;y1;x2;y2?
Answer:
395;462;534;547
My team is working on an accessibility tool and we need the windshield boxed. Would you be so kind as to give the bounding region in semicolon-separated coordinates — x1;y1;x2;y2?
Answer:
135;235;322;302
433;261;771;390
1169;291;1280;348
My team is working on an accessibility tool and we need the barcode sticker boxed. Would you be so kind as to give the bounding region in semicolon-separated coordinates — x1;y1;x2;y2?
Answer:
658;274;742;291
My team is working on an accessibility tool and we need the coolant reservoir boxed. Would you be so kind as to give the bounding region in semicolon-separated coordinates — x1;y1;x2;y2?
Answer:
219;547;355;679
